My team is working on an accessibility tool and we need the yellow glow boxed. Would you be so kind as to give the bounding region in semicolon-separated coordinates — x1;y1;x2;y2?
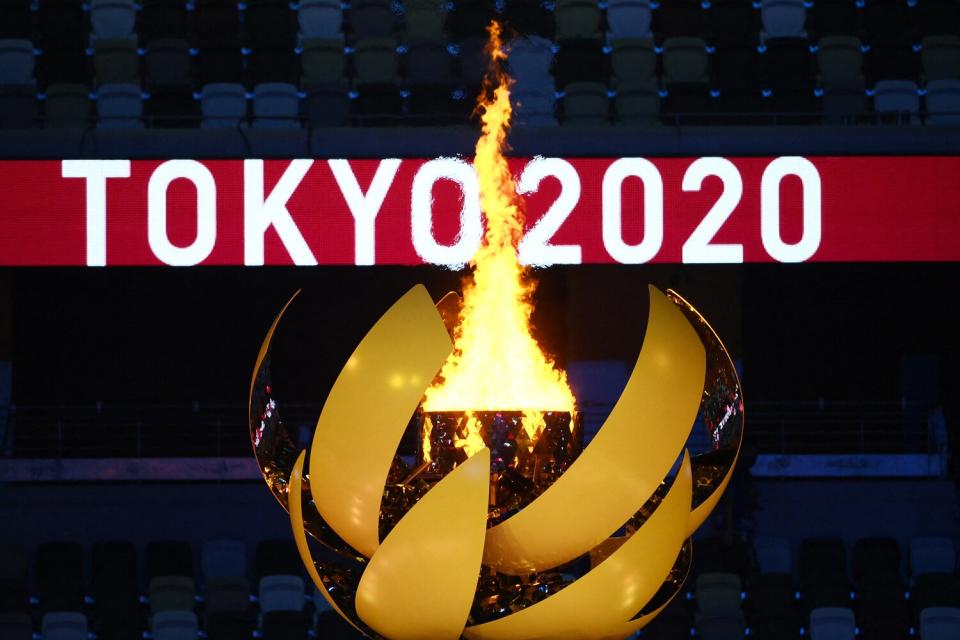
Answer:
422;22;575;449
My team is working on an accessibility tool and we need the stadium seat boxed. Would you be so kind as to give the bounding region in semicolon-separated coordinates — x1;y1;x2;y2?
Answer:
512;86;558;126
822;79;867;124
762;37;816;92
41;612;88;640
755;537;792;574
746;572;801;640
404;0;446;41
912;573;960;611
662;83;714;124
925;79;960;124
653;0;705;40
298;0;344;39
207;611;255;640
247;48;300;86
807;0;859;40
920;607;960;640
561;82;609;125
206;576;252;614
642;598;694;639
195;48;244;85
149;576;196;612
151;611;198;640
708;0;762;47
146;541;194;581
713;46;761;115
914;0;960;38
36;542;85;614
508;36;555;88
349;0;397;40
607;0;653;40
301;82;350;127
245;1;298;49
0;545;29;613
90;0;138;40
200;82;247;128
0;85;38;129
259;575;306;613
696;572;743;614
855;580;910;640
609;38;656;86
137;0;189;43
761;0;808;42
354;83;402;125
0;613;33;640
90;540;141;639
405;38;454;87
407;84;456;123
261;610;309;640
555;0;603;42
93;38;140;86
144;39;192;88
662;37;710;86
808;606;855;640
817;36;864;89
922;36;960;82
863;0;914;46
852;537;902;588
252;82;301;128
457;36;489;92
93;540;138;587
501;0;555;39
0;0;32;40
202;539;248;579
445;0;494;41
613;79;659;125
695;610;746;640
554;38;607;89
145;85;199;126
301;37;346;84
0;40;36;85
352;37;400;86
865;44;921;84
194;0;242;48
37;0;88;51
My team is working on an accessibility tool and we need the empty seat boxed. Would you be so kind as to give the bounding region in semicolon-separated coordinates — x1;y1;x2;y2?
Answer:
147;541;194;581
926;78;960;124
761;0;808;41
713;45;761;96
555;0;602;41
301;37;346;84
36;542;84;614
145;85;199;126
200;82;246;128
610;38;656;86
502;0;555;39
807;0;859;40
207;611;254;640
512;86;557;126
614;79;660;124
404;0;446;40
0;0;32;40
911;538;956;579
445;0;493;41
298;0;344;38
865;44;920;84
746;572;801;640
259;575;306;613
915;0;960;38
762;37;815;91
662;82;714;123
194;0;242;48
138;0;189;42
405;38;453;86
874;79;920;122
352;37;400;86
36;47;89;85
252;82;300;128
554;38;607;88
37;0;88;50
407;83;455;122
195;48;244;85
653;0;704;39
662;37;709;86
145;39;191;87
0;40;36;85
920;606;960;640
247;48;300;86
809;607;855;640
561;81;609;125
261;610;309;640
93;38;140;86
0;545;29;614
149;576;196;613
302;81;350;126
708;0;762;47
863;0;913;46
922;35;960;82
755;537;792;574
45;83;93;128
152;611;198;640
349;0;397;39
913;573;960;611
822;77;866;123
353;83;401;125
607;0;653;40
508;35;555;89
696;572;743;614
695;610;746;640
41;612;88;640
456;36;488;91
852;537;902;588
0;613;32;640
206;576;252;614
90;0;137;40
817;36;863;88
92;540;138;588
855;580;910;640
245;1;298;48
202;539;248;579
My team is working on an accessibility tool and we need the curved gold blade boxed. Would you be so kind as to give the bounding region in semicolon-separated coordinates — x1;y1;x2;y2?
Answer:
309;285;453;559
464;452;693;640
482;286;705;574
356;448;491;640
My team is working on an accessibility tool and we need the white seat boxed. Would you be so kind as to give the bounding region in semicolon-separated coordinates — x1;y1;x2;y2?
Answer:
251;82;301;128
0;39;35;85
41;612;88;640
926;79;960;125
152;611;198;640
96;83;143;128
200;83;247;128
755;536;792;574
920;607;960;640
911;537;957;576
761;0;807;41
874;79;920;123
258;575;305;613
298;0;343;38
695;572;743;615
809;607;856;640
202;539;248;578
90;0;137;39
508;36;555;89
606;0;653;40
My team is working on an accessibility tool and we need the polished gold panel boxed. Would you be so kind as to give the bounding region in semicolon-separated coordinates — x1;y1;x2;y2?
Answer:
357;448;491;640
309;285;453;559
463;453;693;640
482;286;705;575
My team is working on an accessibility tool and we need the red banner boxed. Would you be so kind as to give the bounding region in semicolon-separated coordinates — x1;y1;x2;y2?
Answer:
1;156;958;266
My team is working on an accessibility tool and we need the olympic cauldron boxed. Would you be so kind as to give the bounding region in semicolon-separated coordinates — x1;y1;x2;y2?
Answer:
249;284;743;640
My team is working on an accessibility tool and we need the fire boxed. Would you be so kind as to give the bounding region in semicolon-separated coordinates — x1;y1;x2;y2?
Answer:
421;22;576;458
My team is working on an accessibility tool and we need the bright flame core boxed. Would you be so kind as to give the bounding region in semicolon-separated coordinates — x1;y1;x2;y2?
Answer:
421;22;576;456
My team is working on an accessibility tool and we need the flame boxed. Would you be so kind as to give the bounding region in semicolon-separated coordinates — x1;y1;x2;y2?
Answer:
422;22;576;459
